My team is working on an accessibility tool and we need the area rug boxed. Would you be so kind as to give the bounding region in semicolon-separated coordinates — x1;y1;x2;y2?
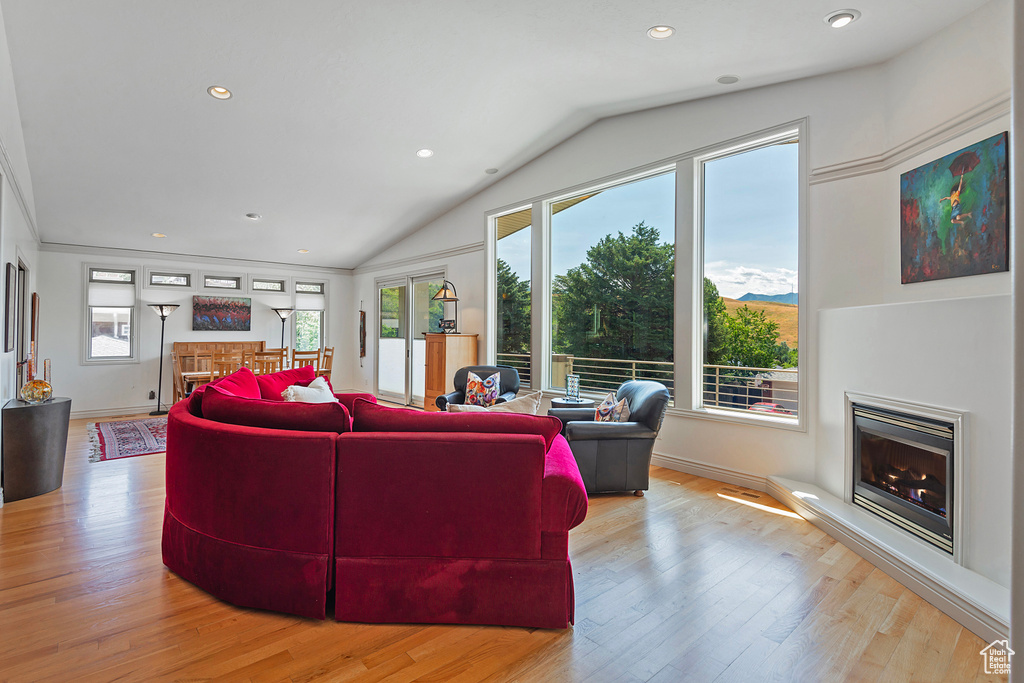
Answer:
87;417;168;462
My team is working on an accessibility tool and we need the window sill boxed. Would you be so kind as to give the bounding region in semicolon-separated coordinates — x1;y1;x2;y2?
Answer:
665;405;806;433
82;357;139;366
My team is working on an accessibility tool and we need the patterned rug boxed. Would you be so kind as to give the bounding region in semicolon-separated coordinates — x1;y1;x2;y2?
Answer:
88;417;168;462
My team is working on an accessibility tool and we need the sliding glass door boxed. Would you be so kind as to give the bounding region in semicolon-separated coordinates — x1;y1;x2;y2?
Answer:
377;273;444;406
377;283;408;403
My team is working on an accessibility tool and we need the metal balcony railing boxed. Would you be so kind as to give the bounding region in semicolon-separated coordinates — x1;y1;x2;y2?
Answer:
496;353;798;418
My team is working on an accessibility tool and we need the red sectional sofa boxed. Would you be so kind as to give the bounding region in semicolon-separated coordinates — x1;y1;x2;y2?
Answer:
161;366;589;628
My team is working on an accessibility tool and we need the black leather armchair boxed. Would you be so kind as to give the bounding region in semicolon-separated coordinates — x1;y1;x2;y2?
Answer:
434;365;521;411
548;380;670;496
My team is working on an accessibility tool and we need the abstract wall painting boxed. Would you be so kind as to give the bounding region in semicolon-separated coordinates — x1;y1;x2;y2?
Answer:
192;295;251;331
900;132;1009;284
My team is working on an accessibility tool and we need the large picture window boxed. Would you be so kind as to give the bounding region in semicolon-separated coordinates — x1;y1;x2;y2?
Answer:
548;172;675;398
699;134;799;419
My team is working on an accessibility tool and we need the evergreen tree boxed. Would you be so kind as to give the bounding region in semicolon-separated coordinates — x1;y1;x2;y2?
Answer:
703;277;729;365
552;222;674;361
496;259;531;353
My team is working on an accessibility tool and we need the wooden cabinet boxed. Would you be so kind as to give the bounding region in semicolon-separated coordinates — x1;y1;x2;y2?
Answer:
423;333;478;411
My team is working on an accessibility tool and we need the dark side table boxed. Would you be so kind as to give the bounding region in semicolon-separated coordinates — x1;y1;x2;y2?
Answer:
549;397;595;410
2;397;72;503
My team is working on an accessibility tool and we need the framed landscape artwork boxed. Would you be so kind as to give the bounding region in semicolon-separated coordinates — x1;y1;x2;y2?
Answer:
192;295;251;331
900;131;1009;284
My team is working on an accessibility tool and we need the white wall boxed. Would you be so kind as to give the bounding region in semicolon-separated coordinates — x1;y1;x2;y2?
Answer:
36;247;353;417
0;0;40;503
347;0;1012;587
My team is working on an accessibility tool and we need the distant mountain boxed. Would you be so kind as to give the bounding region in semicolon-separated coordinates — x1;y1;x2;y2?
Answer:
738;292;798;305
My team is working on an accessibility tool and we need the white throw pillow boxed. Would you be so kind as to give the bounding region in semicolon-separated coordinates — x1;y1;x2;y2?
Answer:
281;376;338;403
447;391;543;415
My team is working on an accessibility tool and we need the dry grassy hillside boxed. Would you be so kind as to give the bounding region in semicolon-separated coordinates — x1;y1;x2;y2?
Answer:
722;298;798;347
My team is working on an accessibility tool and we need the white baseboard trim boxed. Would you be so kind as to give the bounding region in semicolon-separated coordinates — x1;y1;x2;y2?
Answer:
767;476;1009;643
651;451;768;492
72;405;154;420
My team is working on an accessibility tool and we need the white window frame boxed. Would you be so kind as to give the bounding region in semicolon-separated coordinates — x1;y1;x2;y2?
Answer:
249;275;290;293
292;279;330;349
83;263;141;365
144;266;195;290
295;280;325;294
679;121;807;430
200;272;246;293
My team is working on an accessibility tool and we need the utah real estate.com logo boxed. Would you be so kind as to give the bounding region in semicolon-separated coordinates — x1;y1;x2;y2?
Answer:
980;639;1014;675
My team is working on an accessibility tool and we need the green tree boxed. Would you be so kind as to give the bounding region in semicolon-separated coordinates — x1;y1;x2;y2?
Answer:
552;221;674;361
496;259;531;353
703;277;729;365
722;305;781;369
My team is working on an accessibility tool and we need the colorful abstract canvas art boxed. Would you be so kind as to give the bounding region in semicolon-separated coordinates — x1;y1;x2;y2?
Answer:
900;132;1008;284
192;295;252;331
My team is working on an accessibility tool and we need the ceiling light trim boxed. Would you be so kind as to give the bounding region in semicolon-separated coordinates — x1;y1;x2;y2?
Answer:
647;25;675;40
825;9;861;28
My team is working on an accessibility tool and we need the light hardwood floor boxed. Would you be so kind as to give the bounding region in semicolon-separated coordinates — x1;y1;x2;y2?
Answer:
0;413;1006;682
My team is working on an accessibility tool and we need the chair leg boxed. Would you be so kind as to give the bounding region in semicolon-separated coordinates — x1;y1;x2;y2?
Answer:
634;490;644;497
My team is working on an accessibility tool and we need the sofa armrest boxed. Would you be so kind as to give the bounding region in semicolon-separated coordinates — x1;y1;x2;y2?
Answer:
336;432;545;559
165;405;337;555
565;421;657;441
435;390;465;411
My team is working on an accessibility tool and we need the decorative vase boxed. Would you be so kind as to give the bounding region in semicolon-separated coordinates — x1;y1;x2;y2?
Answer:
20;379;53;404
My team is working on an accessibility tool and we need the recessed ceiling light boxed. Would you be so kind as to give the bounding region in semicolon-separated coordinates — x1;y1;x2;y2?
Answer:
825;9;861;28
647;25;675;40
151;232;166;238
297;249;309;254
245;213;261;220
416;149;434;158
717;75;740;85
207;85;232;100
485;168;499;175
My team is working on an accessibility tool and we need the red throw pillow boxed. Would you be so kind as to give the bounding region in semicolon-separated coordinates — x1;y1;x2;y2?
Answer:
203;384;351;433
212;366;261;399
351;398;561;450
256;365;317;401
184;367;260;417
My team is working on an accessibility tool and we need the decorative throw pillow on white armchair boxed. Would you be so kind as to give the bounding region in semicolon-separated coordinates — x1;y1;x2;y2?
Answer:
282;376;338;403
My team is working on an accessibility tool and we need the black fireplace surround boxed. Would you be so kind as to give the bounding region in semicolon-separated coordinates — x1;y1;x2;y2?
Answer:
852;404;954;554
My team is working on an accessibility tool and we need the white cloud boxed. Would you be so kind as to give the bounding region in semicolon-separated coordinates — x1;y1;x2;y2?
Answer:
704;262;797;299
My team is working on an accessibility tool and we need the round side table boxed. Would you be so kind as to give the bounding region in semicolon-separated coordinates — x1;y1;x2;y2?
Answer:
549;397;595;410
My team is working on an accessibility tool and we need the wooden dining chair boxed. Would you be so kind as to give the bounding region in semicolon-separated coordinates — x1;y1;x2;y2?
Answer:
211;351;245;381
316;347;334;380
172;352;187;403
252;349;285;375
265;347;289;369
189;351;214;389
292;349;320;371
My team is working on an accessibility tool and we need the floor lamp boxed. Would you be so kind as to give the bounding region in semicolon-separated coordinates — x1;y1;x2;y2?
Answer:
147;304;179;416
272;307;295;348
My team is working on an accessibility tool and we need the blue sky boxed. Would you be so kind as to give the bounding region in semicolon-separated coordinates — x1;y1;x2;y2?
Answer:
496;142;798;300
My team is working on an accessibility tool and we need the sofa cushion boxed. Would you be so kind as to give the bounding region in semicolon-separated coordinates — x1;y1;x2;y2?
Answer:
204;384;351;433
256;365;317;401
448;390;542;415
352;398;561;450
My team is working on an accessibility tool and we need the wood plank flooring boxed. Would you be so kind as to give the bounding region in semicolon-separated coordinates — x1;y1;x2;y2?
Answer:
0;413;1007;682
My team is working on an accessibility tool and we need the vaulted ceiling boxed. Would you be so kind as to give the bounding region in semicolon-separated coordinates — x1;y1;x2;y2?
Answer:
1;0;988;268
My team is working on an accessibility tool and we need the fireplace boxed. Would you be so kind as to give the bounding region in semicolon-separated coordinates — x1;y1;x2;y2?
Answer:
852;404;954;554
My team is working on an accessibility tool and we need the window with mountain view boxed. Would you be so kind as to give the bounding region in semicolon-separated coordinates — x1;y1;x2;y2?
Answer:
549;172;675;399
495;207;532;388
701;136;799;419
